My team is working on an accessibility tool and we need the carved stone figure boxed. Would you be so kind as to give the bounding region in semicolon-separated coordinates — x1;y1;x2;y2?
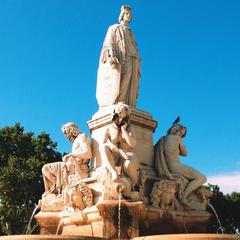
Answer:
150;180;177;210
99;103;140;191
35;5;215;237
96;5;141;107
62;182;93;210
154;118;207;208
42;122;92;195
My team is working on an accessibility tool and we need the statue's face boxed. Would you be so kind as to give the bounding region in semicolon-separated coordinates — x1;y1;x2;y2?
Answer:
113;108;128;127
118;108;128;122
63;126;80;142
180;128;186;137
123;10;131;23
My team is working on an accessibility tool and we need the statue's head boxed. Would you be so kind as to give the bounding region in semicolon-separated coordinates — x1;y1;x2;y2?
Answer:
112;103;129;127
119;5;132;24
61;122;81;142
167;123;187;138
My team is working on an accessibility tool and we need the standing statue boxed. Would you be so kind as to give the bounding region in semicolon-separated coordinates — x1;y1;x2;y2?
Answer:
154;118;207;208
96;5;141;107
99;103;139;190
42;122;92;195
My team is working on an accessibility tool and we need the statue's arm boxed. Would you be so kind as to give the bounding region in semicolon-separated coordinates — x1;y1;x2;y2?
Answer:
121;124;136;147
102;127;119;153
101;25;119;66
102;128;110;144
179;137;187;156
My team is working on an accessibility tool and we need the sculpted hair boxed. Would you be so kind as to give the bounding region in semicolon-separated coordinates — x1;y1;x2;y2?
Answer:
112;103;129;123
167;124;187;138
61;122;81;142
118;5;132;23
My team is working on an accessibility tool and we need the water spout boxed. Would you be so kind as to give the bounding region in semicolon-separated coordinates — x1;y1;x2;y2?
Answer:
182;213;188;233
26;202;40;234
56;206;68;235
208;199;224;234
118;187;122;240
55;218;62;236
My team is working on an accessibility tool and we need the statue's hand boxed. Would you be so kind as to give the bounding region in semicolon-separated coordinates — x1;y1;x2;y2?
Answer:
63;154;71;163
109;143;119;153
63;155;68;162
121;123;128;131
109;56;119;69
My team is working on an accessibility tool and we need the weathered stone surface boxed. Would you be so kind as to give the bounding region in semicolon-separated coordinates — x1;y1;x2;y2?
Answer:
96;5;140;107
88;106;157;169
34;5;216;240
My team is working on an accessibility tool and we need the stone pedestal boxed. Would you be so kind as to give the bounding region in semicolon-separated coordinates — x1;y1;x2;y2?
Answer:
87;106;157;169
35;200;145;240
96;200;145;239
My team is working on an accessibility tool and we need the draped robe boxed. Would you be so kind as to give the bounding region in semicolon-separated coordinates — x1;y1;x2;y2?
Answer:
96;24;141;107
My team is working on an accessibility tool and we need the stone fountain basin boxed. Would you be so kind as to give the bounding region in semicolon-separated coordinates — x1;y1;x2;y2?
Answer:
134;234;239;240
0;236;108;240
0;234;238;240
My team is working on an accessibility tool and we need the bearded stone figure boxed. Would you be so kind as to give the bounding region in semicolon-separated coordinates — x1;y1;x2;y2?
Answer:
96;5;141;107
42;122;92;195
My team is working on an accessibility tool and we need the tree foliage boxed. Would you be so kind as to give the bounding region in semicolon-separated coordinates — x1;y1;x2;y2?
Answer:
207;184;240;234
0;123;62;235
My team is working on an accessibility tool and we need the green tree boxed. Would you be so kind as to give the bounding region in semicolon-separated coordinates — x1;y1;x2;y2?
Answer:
0;123;62;235
207;184;240;234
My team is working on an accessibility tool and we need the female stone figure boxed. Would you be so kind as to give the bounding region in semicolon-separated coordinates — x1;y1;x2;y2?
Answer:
154;119;207;207
96;5;141;107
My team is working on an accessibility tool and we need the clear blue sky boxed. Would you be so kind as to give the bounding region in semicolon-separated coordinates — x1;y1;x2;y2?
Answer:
1;0;240;179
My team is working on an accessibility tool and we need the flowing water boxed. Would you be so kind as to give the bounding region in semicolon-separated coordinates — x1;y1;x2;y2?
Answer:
56;206;68;235
182;213;189;233
118;190;122;240
55;218;62;235
26;203;40;234
208;200;224;234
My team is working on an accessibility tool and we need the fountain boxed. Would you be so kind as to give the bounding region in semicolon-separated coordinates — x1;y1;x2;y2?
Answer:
117;190;122;240
208;200;224;234
25;203;40;235
0;4;239;240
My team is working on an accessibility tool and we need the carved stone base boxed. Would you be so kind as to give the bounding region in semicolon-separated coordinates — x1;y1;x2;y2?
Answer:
96;200;145;239
35;206;103;237
139;207;212;235
87;106;157;169
36;200;145;239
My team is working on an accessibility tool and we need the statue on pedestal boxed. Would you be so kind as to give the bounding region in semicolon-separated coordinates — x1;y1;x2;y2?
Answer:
35;5;213;237
42;122;92;195
153;117;207;209
99;103;140;193
96;5;141;107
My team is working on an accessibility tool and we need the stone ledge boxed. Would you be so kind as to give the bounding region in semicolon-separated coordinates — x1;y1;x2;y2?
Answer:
88;107;157;132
